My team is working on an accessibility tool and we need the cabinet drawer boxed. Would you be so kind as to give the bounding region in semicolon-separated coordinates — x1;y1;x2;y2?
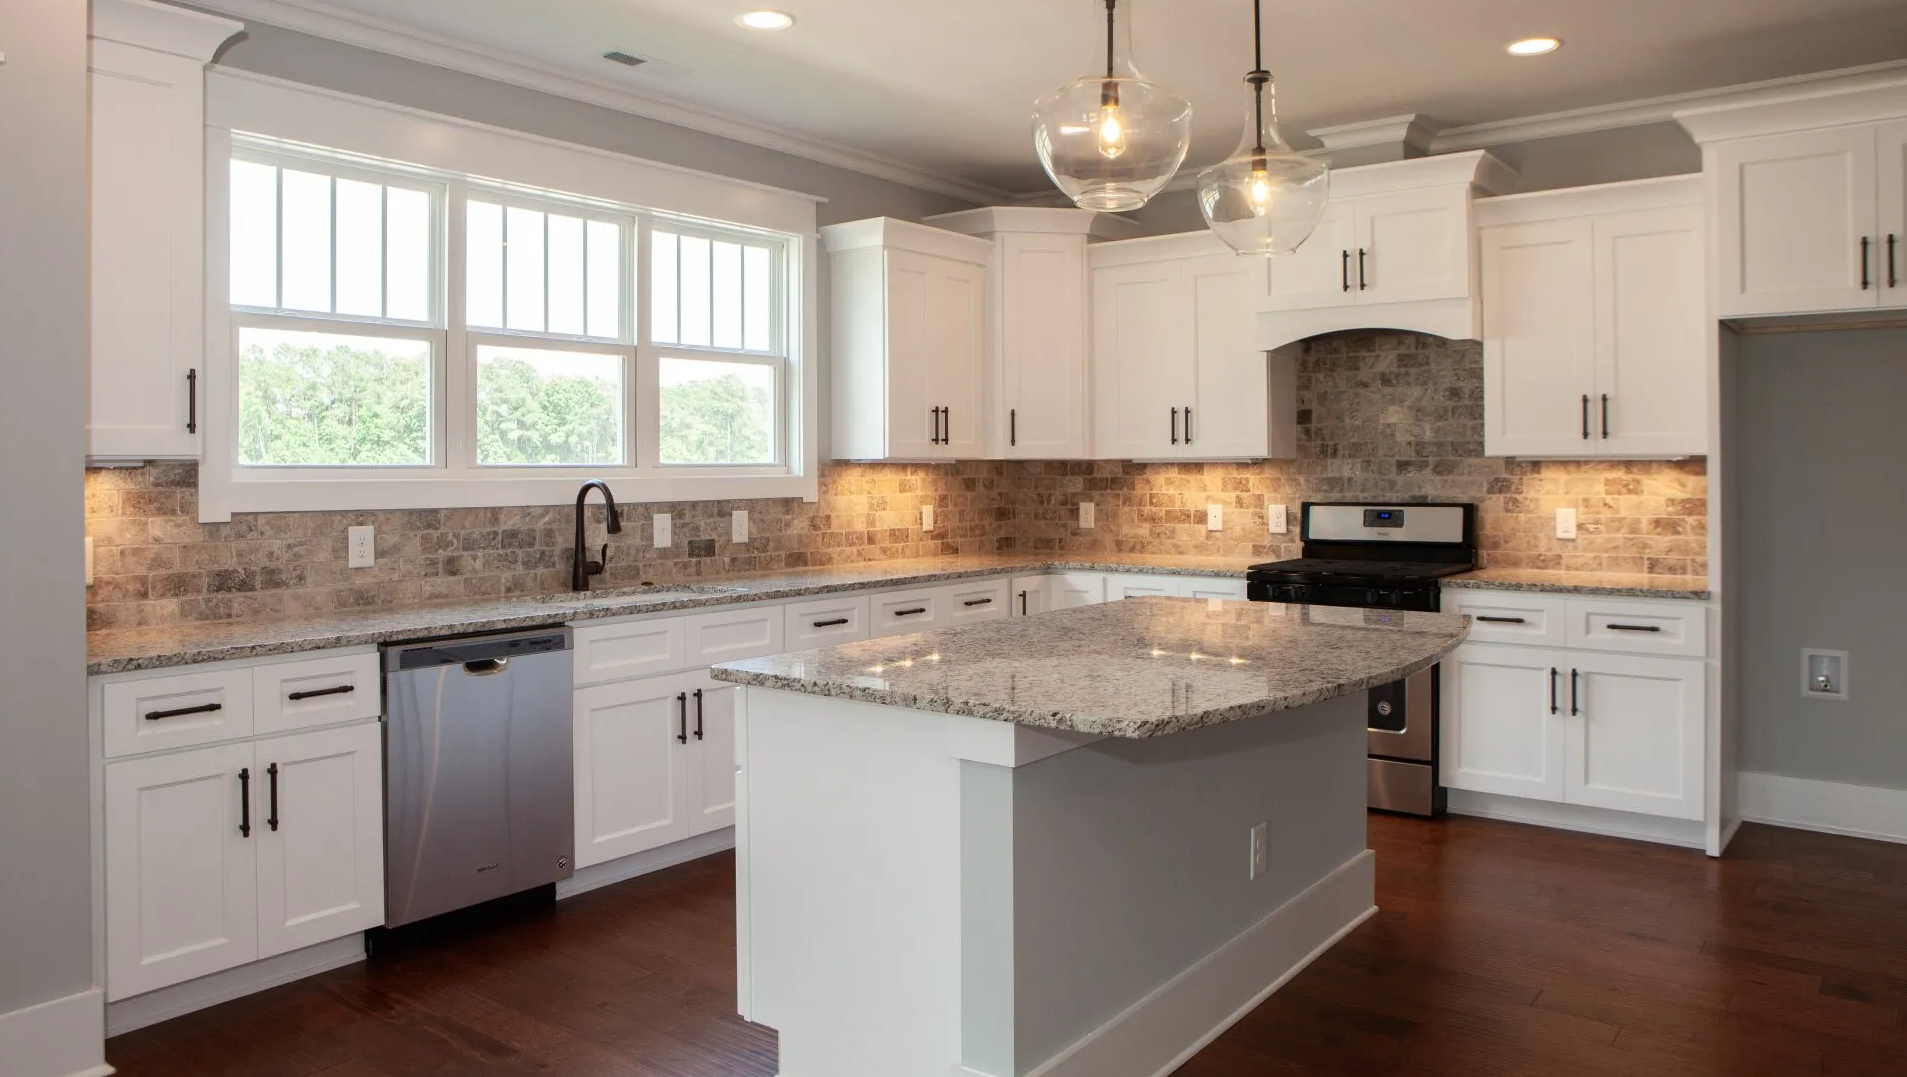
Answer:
1103;573;1179;601
871;588;941;637
938;578;1010;627
686;604;785;666
1565;599;1706;658
253;651;381;735
1446;592;1568;646
103;667;255;758
784;595;871;647
1181;577;1248;601
573;616;688;686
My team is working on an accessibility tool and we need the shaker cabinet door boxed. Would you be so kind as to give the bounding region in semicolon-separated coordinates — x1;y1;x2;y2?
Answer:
254;724;385;959
1481;219;1597;457
1440;645;1568;803
1713;127;1879;317
573;674;694;867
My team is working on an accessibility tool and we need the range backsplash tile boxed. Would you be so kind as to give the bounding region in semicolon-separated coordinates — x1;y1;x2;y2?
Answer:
86;333;1706;630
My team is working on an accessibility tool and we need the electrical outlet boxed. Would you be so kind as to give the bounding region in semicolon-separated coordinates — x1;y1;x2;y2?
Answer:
84;536;95;587
921;505;935;532
1268;503;1288;535
347;525;376;569
653;513;673;548
732;510;749;543
1555;507;1578;540
1207;504;1223;532
1249;823;1269;881
1079;501;1095;529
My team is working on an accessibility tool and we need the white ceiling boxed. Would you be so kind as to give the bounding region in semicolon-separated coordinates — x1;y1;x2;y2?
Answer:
228;0;1907;197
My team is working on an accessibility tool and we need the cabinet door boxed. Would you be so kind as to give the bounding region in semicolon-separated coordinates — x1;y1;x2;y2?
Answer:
1480;219;1597;457
89;40;207;460
1050;572;1105;609
1713;127;1879;317
999;234;1090;458
1181;577;1249;601
1092;261;1184;458
1355;186;1471;305
105;743;258;1000
573;674;693;868
254;723;384;959
685;669;738;836
929;256;986;459
1185;254;1269;459
1104;574;1178;601
1567;654;1705;820
1010;575;1051;617
1265;202;1357;312
1440;644;1567;802
1593;205;1709;456
1879;120;1907;305
882;249;942;459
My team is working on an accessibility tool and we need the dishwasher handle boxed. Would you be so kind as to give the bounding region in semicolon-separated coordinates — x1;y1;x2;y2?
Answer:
463;658;509;676
386;626;572;671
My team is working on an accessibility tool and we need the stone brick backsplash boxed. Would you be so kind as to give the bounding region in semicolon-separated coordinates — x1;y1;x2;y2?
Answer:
86;332;1706;630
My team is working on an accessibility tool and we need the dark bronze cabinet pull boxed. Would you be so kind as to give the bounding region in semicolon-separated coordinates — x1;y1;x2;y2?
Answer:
1184;406;1194;444
1358;248;1369;290
677;692;688;745
1170;407;1180;445
1009;408;1016;447
1601;394;1610;439
894;607;928;617
812;617;850;628
962;597;993;607
287;684;355;702
1581;394;1591;440
1570;669;1581;717
1606;623;1663;633
693;689;704;741
238;767;251;838
186;368;198;434
266;763;280;832
929;406;940;445
942;406;951;445
1861;236;1873;290
1341;249;1351;292
1019;591;1028;616
1889;234;1899;289
1476;616;1527;624
146;702;223;722
1549;668;1560;715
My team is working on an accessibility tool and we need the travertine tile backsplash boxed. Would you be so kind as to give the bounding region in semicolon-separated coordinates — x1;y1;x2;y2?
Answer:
86;333;1706;630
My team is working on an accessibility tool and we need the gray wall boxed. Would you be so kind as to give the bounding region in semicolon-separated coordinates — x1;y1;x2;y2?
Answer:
0;0;94;1019
1733;328;1907;790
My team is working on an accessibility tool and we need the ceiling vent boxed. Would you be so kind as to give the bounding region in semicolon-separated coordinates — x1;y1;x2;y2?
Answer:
602;50;649;68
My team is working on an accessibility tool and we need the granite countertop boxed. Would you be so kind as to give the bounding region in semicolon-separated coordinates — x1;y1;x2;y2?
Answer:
86;553;1253;675
709;597;1468;739
1444;569;1711;601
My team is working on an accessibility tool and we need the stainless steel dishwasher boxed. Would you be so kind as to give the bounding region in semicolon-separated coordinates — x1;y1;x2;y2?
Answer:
382;627;574;928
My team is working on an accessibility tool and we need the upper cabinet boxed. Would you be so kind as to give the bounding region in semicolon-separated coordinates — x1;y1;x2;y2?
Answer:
1259;151;1518;348
1678;80;1907;318
823;219;990;461
1478;178;1708;459
1089;233;1297;461
88;0;243;462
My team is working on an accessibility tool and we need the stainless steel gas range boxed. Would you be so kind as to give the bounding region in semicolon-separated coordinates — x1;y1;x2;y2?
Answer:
1245;502;1477;816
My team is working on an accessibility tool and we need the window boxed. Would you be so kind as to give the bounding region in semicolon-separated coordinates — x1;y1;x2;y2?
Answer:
218;134;799;506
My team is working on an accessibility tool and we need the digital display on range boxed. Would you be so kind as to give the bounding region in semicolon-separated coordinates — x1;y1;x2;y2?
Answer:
1363;509;1406;528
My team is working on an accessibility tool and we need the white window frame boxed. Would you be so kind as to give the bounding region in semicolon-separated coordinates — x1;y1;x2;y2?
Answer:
200;70;820;523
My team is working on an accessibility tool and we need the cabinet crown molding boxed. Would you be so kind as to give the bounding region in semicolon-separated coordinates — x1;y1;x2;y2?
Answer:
819;216;993;264
926;206;1141;241
1325;149;1520;202
1675;76;1907;144
1306;114;1437;159
1476;174;1702;228
92;0;243;61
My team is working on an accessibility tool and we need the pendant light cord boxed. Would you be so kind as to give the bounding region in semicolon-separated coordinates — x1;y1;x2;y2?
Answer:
1247;0;1269;161
1101;0;1120;107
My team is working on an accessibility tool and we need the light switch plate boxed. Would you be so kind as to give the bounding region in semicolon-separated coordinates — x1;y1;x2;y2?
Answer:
1206;504;1223;532
1079;502;1095;529
653;513;673;548
1555;508;1578;540
921;505;935;532
732;510;749;543
347;525;376;568
1249;823;1269;880
1268;504;1288;535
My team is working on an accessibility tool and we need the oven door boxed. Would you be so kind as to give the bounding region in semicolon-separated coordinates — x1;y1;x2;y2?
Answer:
1367;666;1435;764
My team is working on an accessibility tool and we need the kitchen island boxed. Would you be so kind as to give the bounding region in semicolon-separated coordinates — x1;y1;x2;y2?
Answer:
710;597;1467;1077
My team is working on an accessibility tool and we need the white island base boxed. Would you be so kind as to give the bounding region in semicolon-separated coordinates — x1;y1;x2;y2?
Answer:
734;688;1374;1077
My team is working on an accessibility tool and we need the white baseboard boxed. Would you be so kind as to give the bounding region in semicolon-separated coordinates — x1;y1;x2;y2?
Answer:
557;827;735;901
0;987;111;1077
1026;850;1376;1077
1738;772;1907;844
105;936;364;1038
1447;790;1707;849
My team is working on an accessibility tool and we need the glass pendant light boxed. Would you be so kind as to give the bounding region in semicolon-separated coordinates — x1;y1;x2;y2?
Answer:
1196;0;1329;256
1032;0;1192;212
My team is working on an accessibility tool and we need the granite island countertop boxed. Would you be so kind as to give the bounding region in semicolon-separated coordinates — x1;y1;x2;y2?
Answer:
1444;568;1711;601
708;597;1467;738
86;553;1255;675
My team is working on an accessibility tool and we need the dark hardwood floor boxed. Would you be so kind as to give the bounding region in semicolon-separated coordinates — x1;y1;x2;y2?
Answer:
107;817;1907;1076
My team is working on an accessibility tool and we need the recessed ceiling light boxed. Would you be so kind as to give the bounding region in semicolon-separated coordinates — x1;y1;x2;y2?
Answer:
1506;37;1561;57
737;10;795;31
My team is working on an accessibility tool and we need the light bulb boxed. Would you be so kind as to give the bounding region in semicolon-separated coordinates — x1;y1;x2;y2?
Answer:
1097;103;1127;160
1249;167;1272;213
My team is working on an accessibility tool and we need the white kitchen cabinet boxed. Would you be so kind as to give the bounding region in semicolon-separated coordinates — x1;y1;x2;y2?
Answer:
684;669;738;836
871;587;943;637
1441;644;1568;803
1264;202;1356;311
1090;234;1295;461
1567;653;1706;821
1103;574;1180;601
87;0;241;461
253;723;384;959
1050;572;1105;609
573;673;695;867
1181;577;1249;601
1009;575;1050;617
784;594;872;647
1480;179;1706;458
824;218;990;460
1710;126;1881;317
1882;120;1907;303
105;742;259;1000
573;616;687;687
992;232;1089;458
939;577;1011;627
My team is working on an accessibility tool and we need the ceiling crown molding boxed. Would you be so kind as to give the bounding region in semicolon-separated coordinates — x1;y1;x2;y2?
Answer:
185;0;1018;206
1307;114;1437;160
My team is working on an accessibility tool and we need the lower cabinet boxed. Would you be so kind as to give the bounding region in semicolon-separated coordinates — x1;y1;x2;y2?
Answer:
573;670;734;869
1010;575;1051;616
1050;572;1106;608
104;722;384;1000
1442;642;1706;821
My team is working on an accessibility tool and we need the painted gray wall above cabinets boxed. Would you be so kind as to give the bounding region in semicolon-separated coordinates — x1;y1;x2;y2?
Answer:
1734;328;1907;791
